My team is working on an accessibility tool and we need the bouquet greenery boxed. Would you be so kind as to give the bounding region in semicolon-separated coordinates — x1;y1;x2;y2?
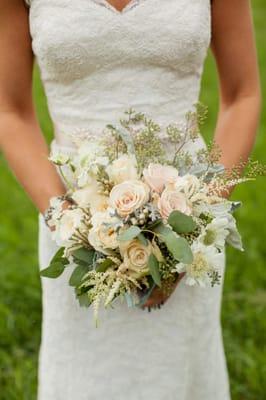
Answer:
41;106;265;324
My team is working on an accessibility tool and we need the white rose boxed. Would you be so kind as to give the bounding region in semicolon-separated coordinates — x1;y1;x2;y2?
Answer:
157;186;192;220
72;179;109;213
109;180;150;217
174;174;201;199
88;211;120;253
143;163;179;193
106;154;138;184
57;208;84;242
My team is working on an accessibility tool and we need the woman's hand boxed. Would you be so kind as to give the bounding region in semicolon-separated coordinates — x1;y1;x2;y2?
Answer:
142;273;185;311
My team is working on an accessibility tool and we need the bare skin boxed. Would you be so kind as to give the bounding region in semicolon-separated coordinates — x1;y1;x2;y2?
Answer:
0;0;261;309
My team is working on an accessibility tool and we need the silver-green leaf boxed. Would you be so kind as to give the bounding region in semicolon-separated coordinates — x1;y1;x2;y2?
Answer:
148;253;161;287
168;210;197;234
118;226;142;242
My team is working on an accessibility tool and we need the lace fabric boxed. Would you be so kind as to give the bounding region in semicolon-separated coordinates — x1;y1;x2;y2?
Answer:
27;0;211;145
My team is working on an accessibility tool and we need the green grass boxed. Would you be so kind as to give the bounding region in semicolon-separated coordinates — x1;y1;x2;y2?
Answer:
0;1;265;399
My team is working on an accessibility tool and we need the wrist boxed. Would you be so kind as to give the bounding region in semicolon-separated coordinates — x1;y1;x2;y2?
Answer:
43;194;74;229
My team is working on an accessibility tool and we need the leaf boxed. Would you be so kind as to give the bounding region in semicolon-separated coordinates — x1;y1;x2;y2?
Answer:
168;210;197;234
137;280;157;307
124;293;135;308
165;235;193;264
118;226;141;242
137;233;149;246
40;262;66;278
76;292;92;308
51;247;68;265
117;126;136;155
148;254;161;287
69;265;89;287
95;258;114;272
73;248;95;264
153;223;193;264
40;247;68;278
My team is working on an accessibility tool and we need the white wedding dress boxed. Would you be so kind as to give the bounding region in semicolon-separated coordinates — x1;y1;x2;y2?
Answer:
25;0;231;399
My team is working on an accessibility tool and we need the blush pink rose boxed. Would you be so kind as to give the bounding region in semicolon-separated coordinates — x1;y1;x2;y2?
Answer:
109;180;150;217
143;163;179;194
157;187;192;220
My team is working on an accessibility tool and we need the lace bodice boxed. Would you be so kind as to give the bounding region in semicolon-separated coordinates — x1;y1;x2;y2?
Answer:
26;0;211;143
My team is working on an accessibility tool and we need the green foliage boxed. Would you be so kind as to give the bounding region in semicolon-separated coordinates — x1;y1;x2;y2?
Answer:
69;265;89;287
117;226;141;242
0;1;265;398
153;224;193;264
148;253;161;287
72;247;95;265
168;210;197;234
40;247;68;278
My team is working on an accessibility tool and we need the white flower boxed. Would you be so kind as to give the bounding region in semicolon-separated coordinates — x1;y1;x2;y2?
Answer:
225;214;244;251
193;195;232;218
106;154;138;184
88;211;121;253
73;142;109;186
174;174;201;199
49;152;70;166
53;208;84;244
72;180;109;213
175;242;224;287
199;217;229;250
109;180;150;217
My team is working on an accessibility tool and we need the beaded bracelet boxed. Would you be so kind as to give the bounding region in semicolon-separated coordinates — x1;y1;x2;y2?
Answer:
43;194;73;227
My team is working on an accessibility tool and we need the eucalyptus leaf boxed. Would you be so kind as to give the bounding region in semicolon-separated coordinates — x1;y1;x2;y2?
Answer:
77;292;92;308
69;265;89;287
50;247;68;265
73;248;95;264
148;253;161;287
118;226;141;242
137;233;149;246
168;210;197;234
40;261;66;279
95;258;114;272
165;235;193;264
153;223;193;264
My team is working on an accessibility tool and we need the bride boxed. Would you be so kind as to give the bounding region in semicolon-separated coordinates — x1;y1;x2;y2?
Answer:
0;0;261;399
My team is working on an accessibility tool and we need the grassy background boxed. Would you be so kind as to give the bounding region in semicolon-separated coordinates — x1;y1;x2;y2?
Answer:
0;1;265;398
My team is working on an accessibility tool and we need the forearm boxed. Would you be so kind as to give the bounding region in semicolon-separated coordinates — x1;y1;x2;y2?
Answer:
214;94;261;170
0;110;66;213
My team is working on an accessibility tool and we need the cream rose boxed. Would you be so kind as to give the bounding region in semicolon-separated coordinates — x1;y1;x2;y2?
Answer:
88;211;120;253
109;180;150;217
158;186;192;220
106;154;138;184
120;239;151;272
72;180;109;214
143;163;179;193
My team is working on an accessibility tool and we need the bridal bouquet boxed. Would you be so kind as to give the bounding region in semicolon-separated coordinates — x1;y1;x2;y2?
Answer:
41;106;264;323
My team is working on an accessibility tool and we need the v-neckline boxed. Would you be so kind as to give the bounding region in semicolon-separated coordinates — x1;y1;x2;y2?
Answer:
91;0;140;15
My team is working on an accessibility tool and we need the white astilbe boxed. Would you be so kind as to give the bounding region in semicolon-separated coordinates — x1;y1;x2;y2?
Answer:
104;279;122;307
79;268;148;324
